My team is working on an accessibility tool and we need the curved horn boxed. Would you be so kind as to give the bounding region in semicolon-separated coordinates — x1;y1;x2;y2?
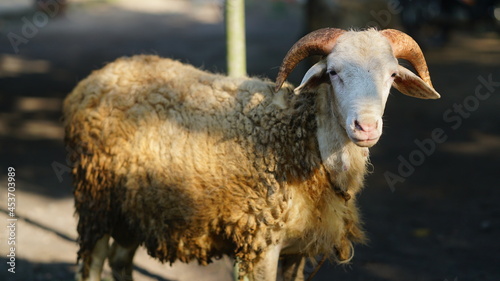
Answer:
275;28;345;92
380;29;433;88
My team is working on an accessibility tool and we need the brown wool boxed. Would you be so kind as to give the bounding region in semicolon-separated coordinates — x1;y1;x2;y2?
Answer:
64;55;367;277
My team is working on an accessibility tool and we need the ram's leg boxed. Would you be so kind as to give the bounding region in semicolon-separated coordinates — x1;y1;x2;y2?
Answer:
76;234;111;281
108;240;139;281
246;243;282;281
233;259;250;281
281;255;305;281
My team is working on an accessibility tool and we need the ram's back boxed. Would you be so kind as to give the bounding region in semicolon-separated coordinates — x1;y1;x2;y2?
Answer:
64;54;281;179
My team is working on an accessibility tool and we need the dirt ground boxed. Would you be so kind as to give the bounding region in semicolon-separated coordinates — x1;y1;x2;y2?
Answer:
0;1;499;281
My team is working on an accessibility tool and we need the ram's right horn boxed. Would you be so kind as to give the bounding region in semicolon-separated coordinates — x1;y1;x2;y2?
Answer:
275;28;345;92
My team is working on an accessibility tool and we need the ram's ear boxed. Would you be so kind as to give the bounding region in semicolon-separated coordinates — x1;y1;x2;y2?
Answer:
294;60;329;94
393;65;440;99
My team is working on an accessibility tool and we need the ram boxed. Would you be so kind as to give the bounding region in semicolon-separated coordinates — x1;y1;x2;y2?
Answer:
63;28;440;281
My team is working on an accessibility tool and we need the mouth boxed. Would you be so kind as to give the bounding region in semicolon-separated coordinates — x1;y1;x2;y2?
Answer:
350;136;380;147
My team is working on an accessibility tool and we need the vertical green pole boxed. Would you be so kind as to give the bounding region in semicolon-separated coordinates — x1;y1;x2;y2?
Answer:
227;2;248;278
226;0;247;77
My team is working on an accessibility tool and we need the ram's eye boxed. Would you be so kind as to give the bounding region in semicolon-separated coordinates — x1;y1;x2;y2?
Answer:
391;72;397;78
329;70;337;76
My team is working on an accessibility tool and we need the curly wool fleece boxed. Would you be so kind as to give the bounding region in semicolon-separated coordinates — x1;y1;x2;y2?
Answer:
63;55;367;277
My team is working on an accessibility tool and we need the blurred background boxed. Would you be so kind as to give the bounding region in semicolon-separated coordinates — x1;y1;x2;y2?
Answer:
0;0;499;280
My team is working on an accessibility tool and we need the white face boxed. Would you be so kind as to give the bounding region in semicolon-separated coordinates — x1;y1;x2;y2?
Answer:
296;31;400;148
325;51;398;147
294;30;440;149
